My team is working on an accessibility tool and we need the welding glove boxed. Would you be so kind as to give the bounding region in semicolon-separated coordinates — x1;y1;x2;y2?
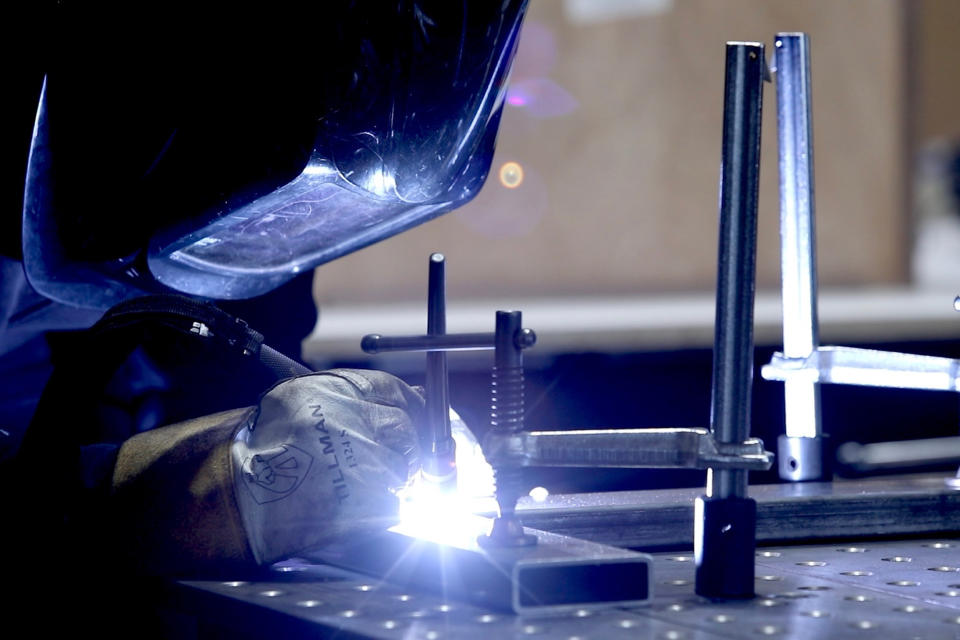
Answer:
110;369;422;573
231;369;422;564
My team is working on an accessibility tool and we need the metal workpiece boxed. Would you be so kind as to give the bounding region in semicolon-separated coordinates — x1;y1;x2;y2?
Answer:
424;253;455;484
762;346;960;392
480;428;772;471
511;474;960;550
303;515;652;616
698;40;767;600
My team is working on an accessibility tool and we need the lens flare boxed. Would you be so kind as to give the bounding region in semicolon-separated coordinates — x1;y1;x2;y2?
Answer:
499;161;524;189
506;90;528;107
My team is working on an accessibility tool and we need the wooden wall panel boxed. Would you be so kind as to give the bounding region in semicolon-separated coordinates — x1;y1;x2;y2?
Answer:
915;0;960;143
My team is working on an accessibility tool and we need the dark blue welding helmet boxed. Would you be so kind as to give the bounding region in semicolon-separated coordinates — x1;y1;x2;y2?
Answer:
23;1;528;308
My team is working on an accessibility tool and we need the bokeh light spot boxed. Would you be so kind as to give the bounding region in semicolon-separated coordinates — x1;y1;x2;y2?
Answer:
499;161;524;189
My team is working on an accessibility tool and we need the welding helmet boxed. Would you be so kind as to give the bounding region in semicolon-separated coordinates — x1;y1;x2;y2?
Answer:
22;1;528;308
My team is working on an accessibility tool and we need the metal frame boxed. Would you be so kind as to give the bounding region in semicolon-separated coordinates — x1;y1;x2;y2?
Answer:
763;32;960;482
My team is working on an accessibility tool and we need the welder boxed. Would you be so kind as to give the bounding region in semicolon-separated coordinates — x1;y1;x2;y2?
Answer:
0;2;527;632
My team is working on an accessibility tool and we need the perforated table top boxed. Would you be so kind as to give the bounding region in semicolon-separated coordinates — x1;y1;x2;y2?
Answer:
177;537;960;639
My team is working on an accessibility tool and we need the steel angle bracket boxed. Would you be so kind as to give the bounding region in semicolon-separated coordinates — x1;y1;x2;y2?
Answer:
304;514;652;615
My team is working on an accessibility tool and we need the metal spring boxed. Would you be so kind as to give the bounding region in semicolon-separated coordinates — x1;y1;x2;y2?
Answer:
490;365;525;432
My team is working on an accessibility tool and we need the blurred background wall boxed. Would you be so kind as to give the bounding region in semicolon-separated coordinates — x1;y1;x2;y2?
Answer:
915;0;960;143
311;0;916;305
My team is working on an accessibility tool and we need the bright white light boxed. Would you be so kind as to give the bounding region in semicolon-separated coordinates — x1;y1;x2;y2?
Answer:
395;477;468;542
528;486;549;502
451;425;496;502
393;409;497;542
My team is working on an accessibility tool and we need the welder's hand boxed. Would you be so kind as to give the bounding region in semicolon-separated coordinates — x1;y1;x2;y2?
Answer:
231;369;423;565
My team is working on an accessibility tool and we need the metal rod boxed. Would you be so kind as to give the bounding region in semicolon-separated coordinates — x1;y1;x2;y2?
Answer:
361;332;499;354
709;42;765;500
696;42;766;600
775;32;821;440
423;253;455;483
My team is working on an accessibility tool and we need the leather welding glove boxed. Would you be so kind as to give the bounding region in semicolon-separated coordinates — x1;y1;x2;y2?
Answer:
231;369;422;564
110;369;422;574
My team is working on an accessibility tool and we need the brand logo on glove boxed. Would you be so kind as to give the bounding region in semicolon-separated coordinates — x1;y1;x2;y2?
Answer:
241;445;314;504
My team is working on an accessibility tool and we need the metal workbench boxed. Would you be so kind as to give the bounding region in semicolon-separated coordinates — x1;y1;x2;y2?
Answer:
170;474;960;639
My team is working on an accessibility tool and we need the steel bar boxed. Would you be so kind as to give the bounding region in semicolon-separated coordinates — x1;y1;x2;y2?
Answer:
361;332;498;353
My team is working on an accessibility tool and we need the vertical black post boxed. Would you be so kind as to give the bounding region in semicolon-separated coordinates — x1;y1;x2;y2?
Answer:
480;310;537;547
423;253;456;487
695;41;766;599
